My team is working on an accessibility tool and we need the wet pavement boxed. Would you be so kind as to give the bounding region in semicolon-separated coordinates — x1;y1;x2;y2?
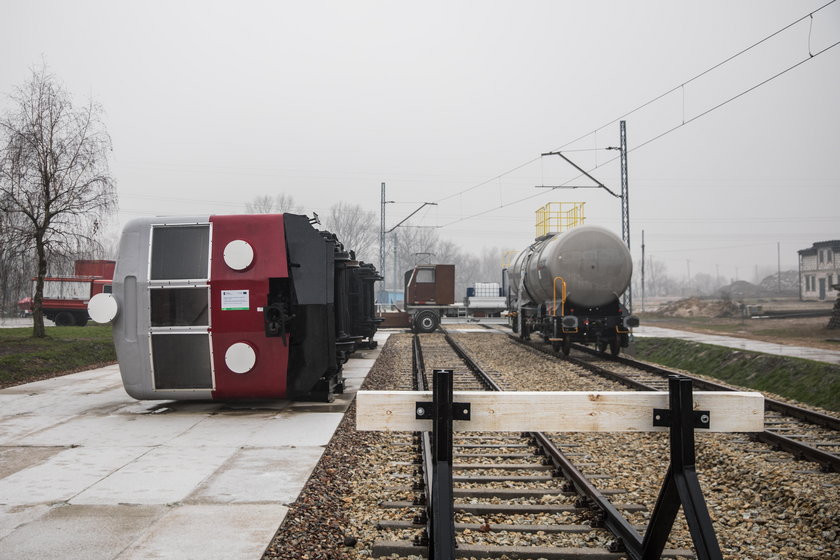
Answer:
634;325;840;365
0;332;390;560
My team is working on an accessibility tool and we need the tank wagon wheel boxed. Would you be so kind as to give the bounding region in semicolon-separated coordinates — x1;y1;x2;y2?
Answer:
414;310;439;333
561;336;572;357
597;339;608;354
54;311;76;327
609;335;621;356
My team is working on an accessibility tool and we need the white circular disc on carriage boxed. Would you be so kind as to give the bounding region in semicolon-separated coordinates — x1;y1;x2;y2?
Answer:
87;293;119;323
223;239;254;271
225;342;257;374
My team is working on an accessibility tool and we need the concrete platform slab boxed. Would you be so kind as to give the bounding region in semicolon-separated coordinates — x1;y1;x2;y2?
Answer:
0;414;74;446
115;504;287;560
187;447;325;504
0;505;51;541
342;375;365;393
246;412;345;447
286;396;354;413
116;399;228;416
0;372;129;418
0;447;63;480
346;358;376;368
0;331;391;559
13;413;205;447
0;446;146;505
162;414;274;448
71;446;235;505
341;366;372;378
0;504;166;560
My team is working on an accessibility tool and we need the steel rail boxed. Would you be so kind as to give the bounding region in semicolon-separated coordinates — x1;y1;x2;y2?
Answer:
512;334;840;473
412;335;434;535
575;344;840;432
442;329;646;555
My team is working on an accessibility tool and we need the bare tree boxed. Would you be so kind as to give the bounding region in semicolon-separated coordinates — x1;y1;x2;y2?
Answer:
396;226;440;268
323;202;377;262
245;193;301;214
0;65;116;337
385;224;512;298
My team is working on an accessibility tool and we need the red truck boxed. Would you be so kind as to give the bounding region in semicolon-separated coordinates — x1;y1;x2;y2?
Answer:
18;260;115;326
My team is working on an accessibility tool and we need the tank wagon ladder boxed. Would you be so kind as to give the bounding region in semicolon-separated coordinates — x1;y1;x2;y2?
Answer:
548;275;576;355
358;340;764;559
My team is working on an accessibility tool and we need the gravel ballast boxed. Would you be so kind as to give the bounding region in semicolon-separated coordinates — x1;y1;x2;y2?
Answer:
264;332;840;559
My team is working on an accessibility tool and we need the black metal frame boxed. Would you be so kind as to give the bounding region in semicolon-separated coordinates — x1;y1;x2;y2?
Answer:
414;369;463;560
418;367;724;560
639;376;722;559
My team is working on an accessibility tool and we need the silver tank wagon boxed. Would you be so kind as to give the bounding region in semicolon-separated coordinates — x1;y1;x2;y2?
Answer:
507;225;638;356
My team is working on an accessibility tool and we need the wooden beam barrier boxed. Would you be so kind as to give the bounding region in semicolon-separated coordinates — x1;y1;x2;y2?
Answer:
356;390;764;433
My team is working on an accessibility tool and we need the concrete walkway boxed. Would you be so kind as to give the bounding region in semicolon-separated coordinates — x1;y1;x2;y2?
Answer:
0;332;389;560
634;325;840;365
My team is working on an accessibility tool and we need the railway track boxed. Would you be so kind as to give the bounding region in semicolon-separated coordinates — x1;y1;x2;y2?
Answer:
502;330;840;474
371;332;694;559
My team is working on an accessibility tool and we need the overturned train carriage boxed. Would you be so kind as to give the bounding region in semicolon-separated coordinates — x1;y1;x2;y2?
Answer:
508;224;638;355
90;213;381;401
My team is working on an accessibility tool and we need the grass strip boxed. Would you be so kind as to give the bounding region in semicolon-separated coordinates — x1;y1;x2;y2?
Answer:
0;325;116;388
634;337;840;412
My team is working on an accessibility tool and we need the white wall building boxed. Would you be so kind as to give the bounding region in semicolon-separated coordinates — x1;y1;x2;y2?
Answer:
798;240;840;301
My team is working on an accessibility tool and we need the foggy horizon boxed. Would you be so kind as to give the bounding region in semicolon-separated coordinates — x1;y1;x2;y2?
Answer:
2;1;838;286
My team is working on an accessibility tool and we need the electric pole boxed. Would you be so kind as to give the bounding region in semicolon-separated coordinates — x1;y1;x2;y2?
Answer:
620;120;631;312
379;182;386;296
777;242;781;293
687;260;691;295
538;121;631;311
393;231;398;295
641;229;645;313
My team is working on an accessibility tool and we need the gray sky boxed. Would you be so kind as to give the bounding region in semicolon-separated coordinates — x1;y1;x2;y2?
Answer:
2;1;838;284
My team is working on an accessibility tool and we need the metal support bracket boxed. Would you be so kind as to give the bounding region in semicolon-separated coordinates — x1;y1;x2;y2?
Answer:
652;408;710;429
416;402;471;421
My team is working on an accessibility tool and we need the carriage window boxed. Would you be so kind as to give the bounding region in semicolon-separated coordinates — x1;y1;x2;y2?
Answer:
417;269;435;283
150;287;209;326
152;333;212;389
150;225;209;280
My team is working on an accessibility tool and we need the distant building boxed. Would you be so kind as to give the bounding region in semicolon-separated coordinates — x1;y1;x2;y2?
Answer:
798;240;840;301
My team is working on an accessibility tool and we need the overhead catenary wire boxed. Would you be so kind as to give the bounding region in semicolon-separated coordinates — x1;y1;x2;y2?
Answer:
435;15;840;229
428;1;838;228
550;0;838;153
435;157;541;204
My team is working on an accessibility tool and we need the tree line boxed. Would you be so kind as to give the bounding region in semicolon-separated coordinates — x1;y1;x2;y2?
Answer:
244;192;514;301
